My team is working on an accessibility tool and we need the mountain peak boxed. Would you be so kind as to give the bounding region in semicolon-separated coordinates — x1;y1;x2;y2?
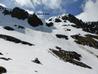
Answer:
0;5;98;74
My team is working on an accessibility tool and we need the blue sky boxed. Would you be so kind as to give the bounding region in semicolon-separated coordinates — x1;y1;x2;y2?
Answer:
61;0;85;15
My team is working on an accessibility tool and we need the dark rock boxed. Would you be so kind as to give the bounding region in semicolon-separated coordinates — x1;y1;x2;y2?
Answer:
56;34;68;40
62;14;98;34
49;49;92;69
18;25;24;29
50;49;81;61
0;34;34;46
67;29;71;31
72;21;98;34
14;25;25;29
11;7;28;20
68;14;83;26
46;22;53;27
21;41;33;46
35;70;38;72
85;34;98;39
55;18;61;22
0;52;3;55
84;22;98;34
0;5;5;11
55;46;62;50
32;58;42;64
27;13;43;27
3;26;14;31
66;14;85;30
0;66;7;74
71;34;98;49
61;15;68;21
68;14;98;34
0;57;12;61
65;29;71;31
48;18;52;21
3;9;11;15
68;59;92;69
63;20;67;22
70;51;81;61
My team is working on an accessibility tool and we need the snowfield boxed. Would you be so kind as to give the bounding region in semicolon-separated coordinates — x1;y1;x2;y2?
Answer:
0;4;98;74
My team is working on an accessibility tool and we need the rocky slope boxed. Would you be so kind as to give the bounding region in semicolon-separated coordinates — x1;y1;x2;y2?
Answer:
0;5;98;74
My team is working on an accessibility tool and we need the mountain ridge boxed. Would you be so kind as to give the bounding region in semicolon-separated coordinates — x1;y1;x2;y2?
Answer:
0;5;98;74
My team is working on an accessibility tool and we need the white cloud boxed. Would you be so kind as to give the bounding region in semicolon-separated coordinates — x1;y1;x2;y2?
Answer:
42;0;62;9
0;0;83;19
77;0;98;21
14;0;62;9
0;0;62;9
15;0;34;8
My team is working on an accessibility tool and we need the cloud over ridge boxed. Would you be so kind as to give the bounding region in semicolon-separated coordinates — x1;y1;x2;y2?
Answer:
77;0;98;21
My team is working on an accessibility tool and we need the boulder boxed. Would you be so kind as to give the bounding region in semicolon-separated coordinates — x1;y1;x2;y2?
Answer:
0;66;7;74
11;7;28;20
28;13;43;27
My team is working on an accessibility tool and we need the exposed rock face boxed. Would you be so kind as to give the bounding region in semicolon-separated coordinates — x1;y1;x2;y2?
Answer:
49;48;92;69
71;34;98;49
62;14;98;34
55;18;61;22
3;9;11;15
56;34;68;40
1;6;44;28
0;34;33;46
0;57;12;61
83;22;98;34
0;52;3;55
32;58;42;65
11;7;29;20
67;14;84;27
28;13;43;27
3;26;14;31
0;66;7;74
46;22;53;27
62;14;80;24
72;22;98;34
48;18;52;21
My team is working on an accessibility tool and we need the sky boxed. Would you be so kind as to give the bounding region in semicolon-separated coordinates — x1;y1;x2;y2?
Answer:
0;0;98;21
77;0;98;21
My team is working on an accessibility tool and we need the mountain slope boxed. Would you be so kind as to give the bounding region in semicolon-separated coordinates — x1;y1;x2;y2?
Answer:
0;5;98;74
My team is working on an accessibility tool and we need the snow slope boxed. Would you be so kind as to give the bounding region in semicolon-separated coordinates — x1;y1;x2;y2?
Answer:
0;5;98;74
